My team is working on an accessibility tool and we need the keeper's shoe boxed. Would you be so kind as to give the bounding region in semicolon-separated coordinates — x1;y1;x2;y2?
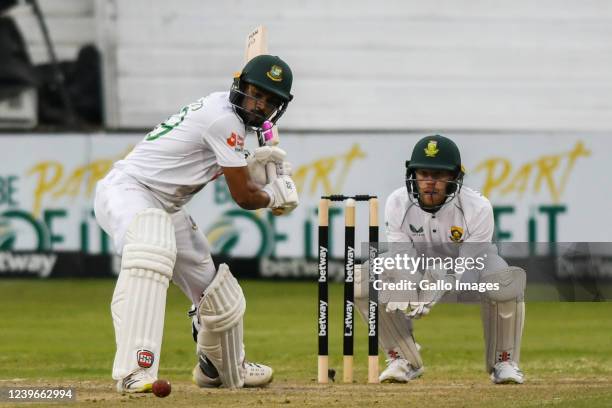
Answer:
116;368;156;393
193;355;273;388
491;361;524;384
379;358;424;383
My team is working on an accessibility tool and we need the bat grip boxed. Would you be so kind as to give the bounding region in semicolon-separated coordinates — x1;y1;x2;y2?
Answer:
266;162;277;181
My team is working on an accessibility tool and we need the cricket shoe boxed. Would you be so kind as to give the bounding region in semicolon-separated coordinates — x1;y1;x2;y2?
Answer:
242;362;274;387
116;368;155;393
379;358;424;383
490;361;524;384
193;355;273;388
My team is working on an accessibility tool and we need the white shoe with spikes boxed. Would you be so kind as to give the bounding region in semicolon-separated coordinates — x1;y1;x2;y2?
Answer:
491;361;524;384
379;358;424;383
116;368;156;393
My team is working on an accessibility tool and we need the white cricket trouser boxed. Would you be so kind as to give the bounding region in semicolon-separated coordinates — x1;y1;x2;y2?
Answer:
94;169;217;379
94;169;217;303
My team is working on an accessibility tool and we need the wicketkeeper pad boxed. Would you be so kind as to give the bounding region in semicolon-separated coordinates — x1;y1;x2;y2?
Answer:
112;209;177;380
197;263;246;388
354;264;423;368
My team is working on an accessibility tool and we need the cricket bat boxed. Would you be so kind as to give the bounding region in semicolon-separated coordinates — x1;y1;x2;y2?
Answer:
244;25;281;182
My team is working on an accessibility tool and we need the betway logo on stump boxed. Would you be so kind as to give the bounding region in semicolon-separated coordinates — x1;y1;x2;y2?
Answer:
368;300;377;336
318;246;327;282
0;252;57;277
318;300;328;336
344;300;354;336
345;246;354;282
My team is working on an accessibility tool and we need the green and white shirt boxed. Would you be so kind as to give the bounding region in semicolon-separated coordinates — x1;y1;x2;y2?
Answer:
114;92;247;211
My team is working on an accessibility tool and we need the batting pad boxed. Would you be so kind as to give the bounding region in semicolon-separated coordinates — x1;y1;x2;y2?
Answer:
481;299;525;372
197;263;246;388
112;209;177;380
355;296;423;369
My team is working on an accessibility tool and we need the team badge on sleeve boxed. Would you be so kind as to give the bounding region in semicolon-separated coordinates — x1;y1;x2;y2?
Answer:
226;132;245;152
136;349;154;368
449;226;464;242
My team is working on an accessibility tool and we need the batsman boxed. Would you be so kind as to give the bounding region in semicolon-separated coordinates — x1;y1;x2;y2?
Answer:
94;54;297;392
355;135;525;384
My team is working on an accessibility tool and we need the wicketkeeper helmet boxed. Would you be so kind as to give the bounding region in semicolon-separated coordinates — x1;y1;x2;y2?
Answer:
405;135;465;211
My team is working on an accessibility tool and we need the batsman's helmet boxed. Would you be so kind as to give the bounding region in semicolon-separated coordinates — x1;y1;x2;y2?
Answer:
405;135;465;211
230;55;293;128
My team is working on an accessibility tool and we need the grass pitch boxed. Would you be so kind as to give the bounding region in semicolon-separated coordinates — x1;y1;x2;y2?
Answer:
1;279;611;407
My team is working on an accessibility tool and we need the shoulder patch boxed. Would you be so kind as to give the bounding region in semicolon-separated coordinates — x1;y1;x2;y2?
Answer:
226;132;245;152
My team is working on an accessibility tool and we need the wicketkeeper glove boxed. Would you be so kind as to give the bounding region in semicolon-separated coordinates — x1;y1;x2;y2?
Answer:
406;269;456;319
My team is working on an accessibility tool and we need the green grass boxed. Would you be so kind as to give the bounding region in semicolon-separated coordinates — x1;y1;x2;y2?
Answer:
0;279;611;407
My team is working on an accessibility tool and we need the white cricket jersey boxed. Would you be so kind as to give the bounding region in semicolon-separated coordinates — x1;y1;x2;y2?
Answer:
114;92;247;211
385;186;494;245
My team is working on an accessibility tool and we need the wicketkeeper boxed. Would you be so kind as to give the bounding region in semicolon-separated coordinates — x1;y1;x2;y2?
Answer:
355;134;526;384
94;55;297;392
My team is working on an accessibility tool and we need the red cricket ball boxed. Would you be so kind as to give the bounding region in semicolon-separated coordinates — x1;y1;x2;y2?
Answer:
152;379;171;398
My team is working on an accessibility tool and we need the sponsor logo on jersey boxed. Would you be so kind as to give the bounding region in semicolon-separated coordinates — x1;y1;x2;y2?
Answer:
136;349;154;368
424;140;439;157
409;224;424;236
449;226;464;242
226;132;245;151
266;65;283;82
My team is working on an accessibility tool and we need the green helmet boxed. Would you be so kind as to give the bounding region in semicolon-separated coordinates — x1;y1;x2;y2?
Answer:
405;135;464;211
230;55;293;128
407;134;462;173
240;55;293;102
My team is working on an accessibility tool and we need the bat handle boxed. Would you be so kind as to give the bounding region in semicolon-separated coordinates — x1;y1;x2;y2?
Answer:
260;120;279;181
266;162;277;181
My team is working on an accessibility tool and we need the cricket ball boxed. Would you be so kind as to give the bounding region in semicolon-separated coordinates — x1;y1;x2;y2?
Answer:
152;379;171;398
